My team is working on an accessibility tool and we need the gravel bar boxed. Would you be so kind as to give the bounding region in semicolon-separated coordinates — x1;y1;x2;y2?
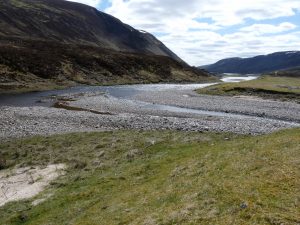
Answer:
131;89;300;123
1;89;299;140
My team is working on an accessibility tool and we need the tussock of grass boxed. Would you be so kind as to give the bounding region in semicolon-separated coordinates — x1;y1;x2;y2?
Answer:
0;129;299;224
197;76;300;102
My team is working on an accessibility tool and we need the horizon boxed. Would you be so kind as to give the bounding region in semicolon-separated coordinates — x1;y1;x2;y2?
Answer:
68;0;300;66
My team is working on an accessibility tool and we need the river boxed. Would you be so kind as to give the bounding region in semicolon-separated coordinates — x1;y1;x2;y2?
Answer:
0;75;257;107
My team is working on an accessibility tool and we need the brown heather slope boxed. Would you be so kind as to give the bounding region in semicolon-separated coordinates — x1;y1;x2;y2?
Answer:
0;38;215;93
0;0;216;93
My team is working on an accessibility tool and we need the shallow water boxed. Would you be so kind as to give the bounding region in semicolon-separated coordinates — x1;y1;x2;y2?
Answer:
221;76;258;83
0;75;257;107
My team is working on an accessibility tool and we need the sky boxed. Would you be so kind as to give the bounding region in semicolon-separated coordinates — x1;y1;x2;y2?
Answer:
68;0;300;66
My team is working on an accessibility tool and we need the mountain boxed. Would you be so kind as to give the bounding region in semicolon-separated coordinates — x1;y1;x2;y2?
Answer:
0;0;181;61
201;51;300;75
0;0;215;93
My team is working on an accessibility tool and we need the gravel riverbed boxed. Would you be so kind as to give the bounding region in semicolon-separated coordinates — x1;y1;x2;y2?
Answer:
131;89;300;123
1;86;299;140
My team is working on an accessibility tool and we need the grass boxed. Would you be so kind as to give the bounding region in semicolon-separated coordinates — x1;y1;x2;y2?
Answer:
0;129;300;224
9;0;32;8
197;76;300;102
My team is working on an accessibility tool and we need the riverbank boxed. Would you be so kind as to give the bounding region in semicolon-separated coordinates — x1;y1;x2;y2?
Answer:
197;76;300;103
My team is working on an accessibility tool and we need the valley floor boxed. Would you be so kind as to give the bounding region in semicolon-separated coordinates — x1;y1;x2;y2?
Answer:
1;81;300;224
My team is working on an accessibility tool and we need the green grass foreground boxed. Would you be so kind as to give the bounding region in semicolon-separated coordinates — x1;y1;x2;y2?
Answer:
197;76;300;102
0;129;300;224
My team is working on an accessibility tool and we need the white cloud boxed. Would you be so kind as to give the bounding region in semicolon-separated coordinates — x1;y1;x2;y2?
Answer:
106;0;300;29
67;0;101;7
104;0;300;65
240;22;297;35
159;28;300;66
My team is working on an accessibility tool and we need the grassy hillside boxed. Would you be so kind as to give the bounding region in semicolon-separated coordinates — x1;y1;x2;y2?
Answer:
0;129;300;224
197;76;300;102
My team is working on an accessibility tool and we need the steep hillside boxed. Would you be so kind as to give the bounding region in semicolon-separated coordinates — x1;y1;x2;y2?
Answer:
201;51;300;74
0;0;215;93
0;0;181;61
